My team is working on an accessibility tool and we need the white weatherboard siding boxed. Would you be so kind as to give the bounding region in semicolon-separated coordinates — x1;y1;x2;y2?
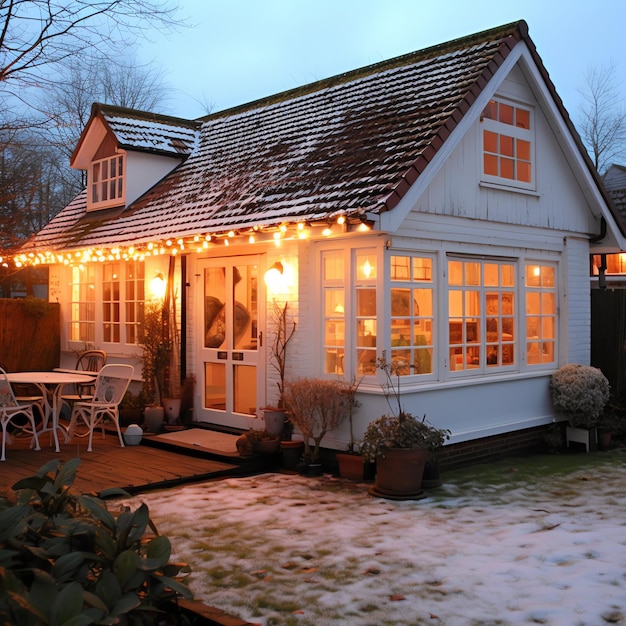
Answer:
564;236;591;365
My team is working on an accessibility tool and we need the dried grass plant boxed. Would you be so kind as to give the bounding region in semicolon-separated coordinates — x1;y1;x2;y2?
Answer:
284;378;353;463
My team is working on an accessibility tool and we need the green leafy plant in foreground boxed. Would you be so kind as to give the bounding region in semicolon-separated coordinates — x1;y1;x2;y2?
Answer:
0;458;192;625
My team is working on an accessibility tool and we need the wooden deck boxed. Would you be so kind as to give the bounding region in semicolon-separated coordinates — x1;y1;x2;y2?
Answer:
1;431;256;497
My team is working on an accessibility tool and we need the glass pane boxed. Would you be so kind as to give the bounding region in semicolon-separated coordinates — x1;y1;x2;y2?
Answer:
541;267;555;287
484;153;498;176
324;289;344;315
391;319;411;346
233;364;256;415
232;264;255;350
391;289;411;315
449;291;462;317
414;347;432;374
391;256;410;280
205;266;226;348
325;348;344;375
324;252;344;281
464;263;481;286
414;288;432;316
499;103;514;125
484;263;499;286
357;289;376;316
412;257;432;281
526;265;541;287
502;264;515;287
501;157;514;179
325;320;345;346
448;261;463;286
517;161;531;183
205;362;226;410
517;139;530;160
542;292;555;313
356;250;376;280
500;135;514;157
484;130;498;152
516;108;530;129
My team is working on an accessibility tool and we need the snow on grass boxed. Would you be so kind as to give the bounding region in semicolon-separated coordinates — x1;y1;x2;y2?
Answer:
116;450;626;625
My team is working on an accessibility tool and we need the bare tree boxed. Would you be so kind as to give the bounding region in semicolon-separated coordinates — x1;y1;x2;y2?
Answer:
0;1;182;87
577;64;626;175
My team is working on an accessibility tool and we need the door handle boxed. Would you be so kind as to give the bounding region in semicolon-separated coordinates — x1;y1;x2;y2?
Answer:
259;331;263;347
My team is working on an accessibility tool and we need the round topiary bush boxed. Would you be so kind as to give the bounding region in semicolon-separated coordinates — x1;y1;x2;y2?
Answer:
550;363;610;428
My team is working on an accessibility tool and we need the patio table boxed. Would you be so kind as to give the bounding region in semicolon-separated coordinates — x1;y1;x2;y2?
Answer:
6;371;95;452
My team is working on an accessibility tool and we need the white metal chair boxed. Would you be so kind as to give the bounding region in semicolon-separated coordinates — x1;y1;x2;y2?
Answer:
66;364;134;452
61;349;107;408
0;367;41;461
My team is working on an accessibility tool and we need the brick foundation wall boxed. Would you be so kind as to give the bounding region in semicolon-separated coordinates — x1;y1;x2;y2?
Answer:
437;425;551;470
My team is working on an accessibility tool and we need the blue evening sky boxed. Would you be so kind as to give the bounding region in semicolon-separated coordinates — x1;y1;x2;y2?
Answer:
139;0;625;124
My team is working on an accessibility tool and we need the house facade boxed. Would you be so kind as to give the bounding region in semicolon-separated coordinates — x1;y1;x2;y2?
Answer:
13;21;626;451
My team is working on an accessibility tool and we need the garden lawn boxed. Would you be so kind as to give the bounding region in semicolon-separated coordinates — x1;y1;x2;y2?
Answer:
116;450;626;625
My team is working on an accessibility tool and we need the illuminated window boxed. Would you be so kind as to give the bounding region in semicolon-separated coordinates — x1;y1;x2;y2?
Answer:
390;255;434;376
70;260;144;347
322;251;345;375
525;264;556;365
482;98;533;188
89;153;125;210
69;265;96;342
448;258;516;373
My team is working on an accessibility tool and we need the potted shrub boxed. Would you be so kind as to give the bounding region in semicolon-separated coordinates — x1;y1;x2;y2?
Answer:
335;377;367;480
236;429;280;456
263;300;296;436
283;377;353;474
138;300;172;433
550;363;610;451
360;355;450;498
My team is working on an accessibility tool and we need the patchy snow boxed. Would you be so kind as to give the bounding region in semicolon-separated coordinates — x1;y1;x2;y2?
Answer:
116;451;626;625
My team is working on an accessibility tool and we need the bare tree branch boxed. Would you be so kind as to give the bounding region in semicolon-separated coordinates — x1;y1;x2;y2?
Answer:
577;63;626;175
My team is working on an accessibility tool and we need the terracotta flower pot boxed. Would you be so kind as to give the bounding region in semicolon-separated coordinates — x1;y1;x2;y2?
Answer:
374;447;429;497
336;452;365;481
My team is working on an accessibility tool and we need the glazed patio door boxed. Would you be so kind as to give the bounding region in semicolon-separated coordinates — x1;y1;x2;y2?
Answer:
197;256;262;429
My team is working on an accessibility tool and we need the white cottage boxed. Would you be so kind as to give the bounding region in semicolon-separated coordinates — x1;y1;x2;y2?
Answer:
15;21;626;460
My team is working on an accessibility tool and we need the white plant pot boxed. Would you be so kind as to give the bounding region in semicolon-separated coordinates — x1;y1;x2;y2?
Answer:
143;406;165;434
163;398;181;424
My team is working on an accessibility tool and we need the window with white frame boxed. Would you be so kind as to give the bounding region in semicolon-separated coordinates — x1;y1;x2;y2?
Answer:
448;258;516;373
390;254;434;376
70;260;144;347
481;98;533;189
525;263;556;365
89;153;125;210
321;247;378;377
69;265;96;343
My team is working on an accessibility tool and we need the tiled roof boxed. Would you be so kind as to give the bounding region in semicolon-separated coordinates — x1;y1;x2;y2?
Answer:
27;21;556;252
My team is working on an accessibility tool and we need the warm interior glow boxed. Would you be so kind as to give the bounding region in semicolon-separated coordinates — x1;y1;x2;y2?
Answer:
149;272;166;300
264;261;284;291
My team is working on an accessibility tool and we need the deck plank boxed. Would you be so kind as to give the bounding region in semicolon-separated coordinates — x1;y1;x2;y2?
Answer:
1;432;242;497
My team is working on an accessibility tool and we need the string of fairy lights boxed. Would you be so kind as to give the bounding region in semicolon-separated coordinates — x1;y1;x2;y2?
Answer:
1;214;373;269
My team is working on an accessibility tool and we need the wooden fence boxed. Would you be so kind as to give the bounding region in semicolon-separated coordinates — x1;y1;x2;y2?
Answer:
0;299;60;372
591;289;626;399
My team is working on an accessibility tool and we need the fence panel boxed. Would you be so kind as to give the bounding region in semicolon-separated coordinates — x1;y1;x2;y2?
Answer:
0;299;60;371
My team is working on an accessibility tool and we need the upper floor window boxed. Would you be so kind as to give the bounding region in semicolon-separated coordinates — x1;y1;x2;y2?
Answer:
89;153;125;210
481;98;534;189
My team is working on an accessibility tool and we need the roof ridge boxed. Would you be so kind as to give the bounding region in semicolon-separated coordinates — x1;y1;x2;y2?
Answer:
94;103;201;129
201;20;527;121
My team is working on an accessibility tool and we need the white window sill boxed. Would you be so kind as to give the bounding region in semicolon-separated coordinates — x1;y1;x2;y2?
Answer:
479;181;540;198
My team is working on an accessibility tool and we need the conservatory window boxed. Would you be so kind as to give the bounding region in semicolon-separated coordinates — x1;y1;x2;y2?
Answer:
448;258;516;373
525;263;556;365
69;265;96;342
481;98;534;189
389;255;434;376
322;251;346;375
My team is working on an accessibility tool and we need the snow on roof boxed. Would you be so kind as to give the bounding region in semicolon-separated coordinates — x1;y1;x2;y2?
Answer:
26;21;529;253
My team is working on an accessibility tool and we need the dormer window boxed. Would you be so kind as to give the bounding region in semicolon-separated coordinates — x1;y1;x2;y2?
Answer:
481;98;534;190
89;152;125;210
